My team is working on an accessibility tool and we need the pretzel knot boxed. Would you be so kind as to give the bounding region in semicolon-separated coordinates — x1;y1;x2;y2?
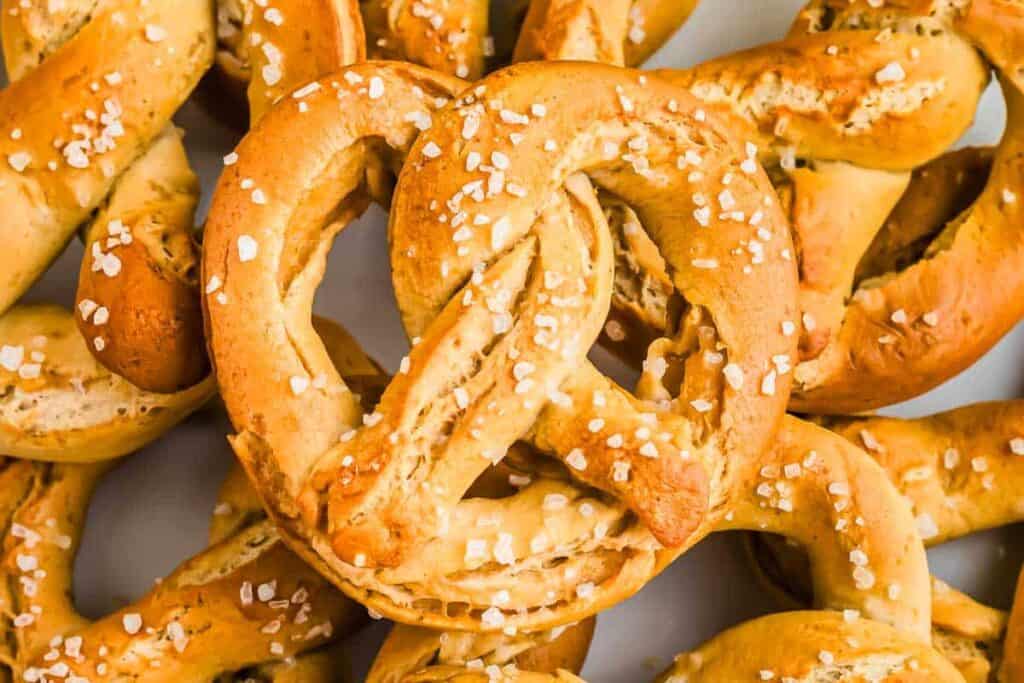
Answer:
596;0;1024;412
204;58;807;630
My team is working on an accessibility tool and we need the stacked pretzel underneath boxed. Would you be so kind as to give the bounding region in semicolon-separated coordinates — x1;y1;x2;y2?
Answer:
0;0;1023;681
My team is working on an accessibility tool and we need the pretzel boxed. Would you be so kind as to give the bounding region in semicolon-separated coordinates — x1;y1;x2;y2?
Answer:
0;0;216;394
580;1;1024;412
656;611;965;682
212;0;365;127
366;619;594;682
746;400;1024;681
0;304;214;462
0;456;358;681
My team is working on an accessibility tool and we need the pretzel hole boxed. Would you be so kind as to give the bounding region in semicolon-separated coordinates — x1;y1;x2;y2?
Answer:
854;147;993;288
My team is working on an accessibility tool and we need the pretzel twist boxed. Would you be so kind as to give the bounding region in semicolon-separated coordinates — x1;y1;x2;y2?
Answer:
580;0;1024;412
0;316;396;681
0;0;215;394
747;401;1024;682
202;58;945;645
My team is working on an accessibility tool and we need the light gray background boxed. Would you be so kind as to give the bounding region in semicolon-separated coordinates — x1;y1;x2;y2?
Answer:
15;1;1024;679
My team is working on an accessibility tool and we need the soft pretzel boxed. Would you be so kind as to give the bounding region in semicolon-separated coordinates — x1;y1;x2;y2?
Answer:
747;400;1024;681
203;60;945;644
366;619;594;682
212;0;365;126
0;0;215;394
587;1;1024;412
0;456;358;681
0;304;214;462
656;611;964;682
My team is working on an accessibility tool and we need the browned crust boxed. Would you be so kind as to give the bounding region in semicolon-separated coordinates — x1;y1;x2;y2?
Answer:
0;304;214;462
1004;566;1024;683
74;127;208;393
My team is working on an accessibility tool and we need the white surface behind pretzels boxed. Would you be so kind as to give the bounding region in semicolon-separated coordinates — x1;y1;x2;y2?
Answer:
10;0;1023;680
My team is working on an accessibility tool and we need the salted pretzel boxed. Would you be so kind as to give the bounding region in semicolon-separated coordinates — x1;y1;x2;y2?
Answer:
212;0;365;126
0;0;216;394
366;619;594;682
0;304;214;462
745;401;1024;682
0;458;361;681
568;0;1024;412
203;60;953;645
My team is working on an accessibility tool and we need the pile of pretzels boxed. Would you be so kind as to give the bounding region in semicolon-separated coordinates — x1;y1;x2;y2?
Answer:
1;0;1023;680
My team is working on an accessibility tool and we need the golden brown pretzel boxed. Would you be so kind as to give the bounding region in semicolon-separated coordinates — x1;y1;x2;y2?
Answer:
204;58;797;629
203;59;942;644
591;0;1024;412
212;0;366;126
0;0;215;394
366;620;594;682
747;401;1024;681
0;458;359;681
656;611;965;682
